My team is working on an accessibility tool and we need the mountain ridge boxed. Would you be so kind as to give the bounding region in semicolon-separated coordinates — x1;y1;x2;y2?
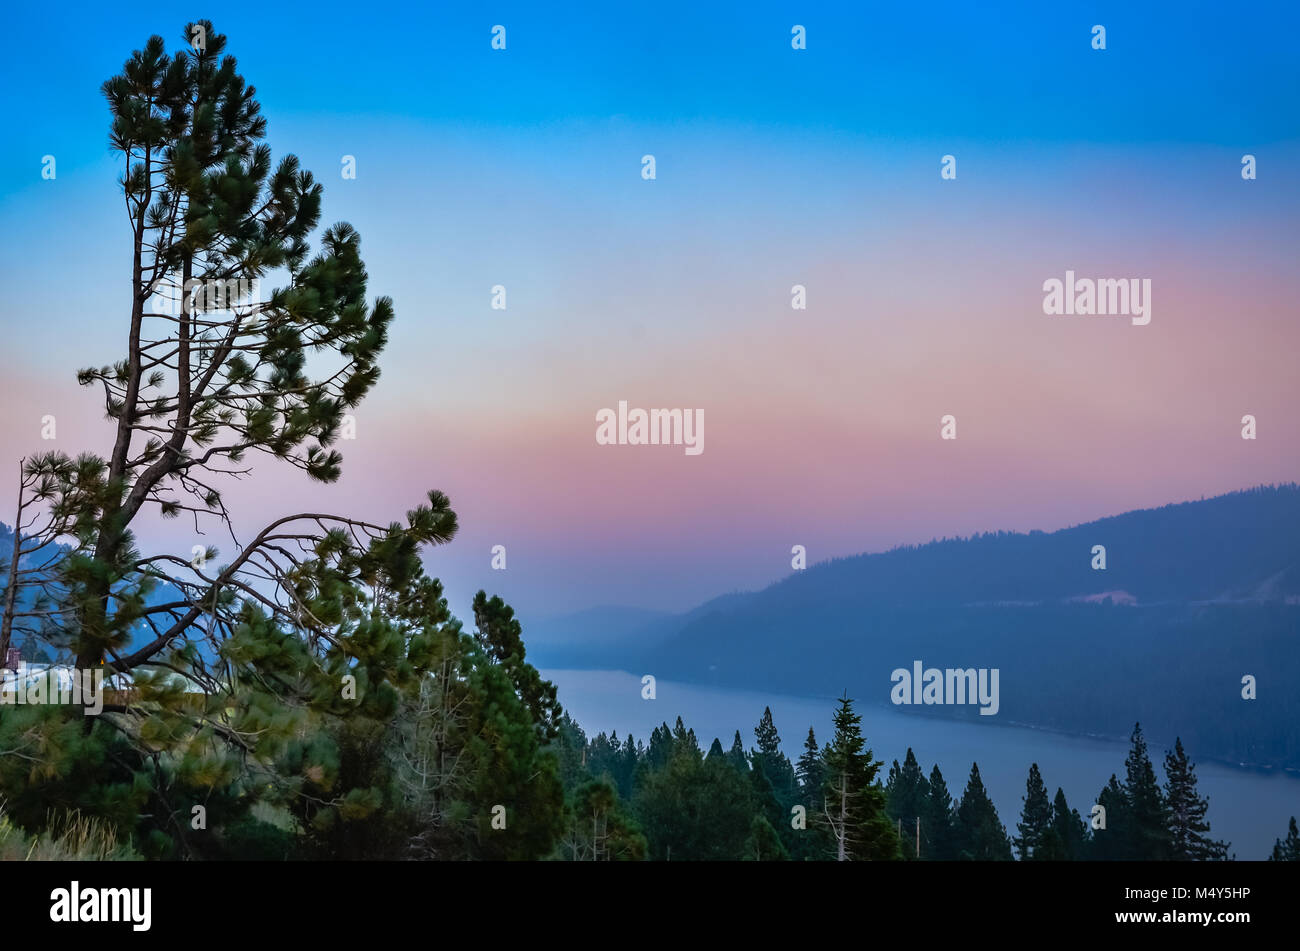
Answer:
530;484;1300;769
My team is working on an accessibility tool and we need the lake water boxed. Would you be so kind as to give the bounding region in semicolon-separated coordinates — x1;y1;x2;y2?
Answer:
543;668;1300;860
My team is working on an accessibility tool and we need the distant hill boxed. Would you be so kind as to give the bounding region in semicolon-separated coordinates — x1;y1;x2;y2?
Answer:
532;485;1300;770
0;522;199;662
522;605;676;667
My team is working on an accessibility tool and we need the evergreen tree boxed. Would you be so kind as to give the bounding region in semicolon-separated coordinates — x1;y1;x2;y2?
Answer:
472;592;562;740
755;706;781;758
706;737;727;761
546;713;589;793
789;727;829;861
0;19;573;862
633;742;754;861
795;727;824;810
955;763;1013;860
819;694;899;861
727;730;749;773
749;754;785;834
1089;774;1132;860
647;723;675;771
672;716;700;760
885;748;929;859
743;814;789;861
603;734;640;800
1163;737;1228;861
1269;817;1300;861
556;779;646;861
1124;723;1172;860
752;706;798;808
1050;787;1087;861
586;731;621;785
1014;763;1052;860
922;765;959;860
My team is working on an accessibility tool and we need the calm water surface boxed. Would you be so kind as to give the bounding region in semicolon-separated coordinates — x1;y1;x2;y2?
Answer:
544;668;1300;860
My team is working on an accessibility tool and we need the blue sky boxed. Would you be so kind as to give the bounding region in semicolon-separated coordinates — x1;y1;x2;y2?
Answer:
1;2;1298;618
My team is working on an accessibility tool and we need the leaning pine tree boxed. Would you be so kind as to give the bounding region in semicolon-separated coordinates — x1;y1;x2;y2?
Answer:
0;21;563;859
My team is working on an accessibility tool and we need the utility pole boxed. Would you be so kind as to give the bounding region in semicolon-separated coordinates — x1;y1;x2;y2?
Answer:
916;816;921;859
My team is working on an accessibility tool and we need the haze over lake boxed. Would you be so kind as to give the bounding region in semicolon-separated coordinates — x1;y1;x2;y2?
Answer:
545;669;1300;860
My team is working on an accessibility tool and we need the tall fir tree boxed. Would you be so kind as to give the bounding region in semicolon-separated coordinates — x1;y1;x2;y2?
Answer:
1269;817;1300;861
922;765;959;860
749;753;785;834
727;730;750;773
1089;774;1133;860
752;706;798;809
1014;763;1053;860
791;727;829;861
819;694;899;861
1163;737;1228;860
1049;787;1087;861
796;727;825;810
755;706;782;758
647;723;675;771
743;814;790;861
955;763;1013;861
885;748;929;859
672;716;700;760
1124;723;1172;860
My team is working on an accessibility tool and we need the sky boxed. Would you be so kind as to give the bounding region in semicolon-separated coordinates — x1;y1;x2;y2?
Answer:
0;1;1297;623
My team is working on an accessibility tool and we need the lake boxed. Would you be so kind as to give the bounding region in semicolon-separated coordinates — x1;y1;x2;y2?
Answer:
543;668;1300;860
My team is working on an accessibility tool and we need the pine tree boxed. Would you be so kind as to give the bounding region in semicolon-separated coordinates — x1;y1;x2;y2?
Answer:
0;19;578;862
1163;737;1228;860
1124;723;1172;860
1014;763;1052;860
955;763;1013;860
796;727;824;810
616;734;641;799
727;730;749;773
922;765;959;860
557;779;646;861
547;713;589;792
1269;817;1300;861
672;716;700;760
1050;787;1087;861
749;754;785;833
633;743;755;860
819;694;899;861
0;19;520;859
885;748;929;859
472;592;562;740
1089;774;1132;860
755;706;782;757
647;723;675;770
706;737;727;762
752;706;798;808
743;814;789;861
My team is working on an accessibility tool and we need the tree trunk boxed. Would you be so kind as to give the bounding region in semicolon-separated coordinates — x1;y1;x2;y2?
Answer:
0;469;23;660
